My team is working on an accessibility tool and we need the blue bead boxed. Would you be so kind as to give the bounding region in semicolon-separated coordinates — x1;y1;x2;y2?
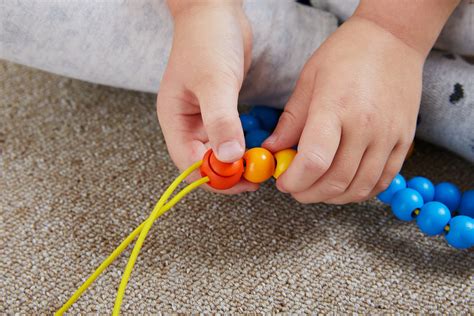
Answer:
416;202;451;236
377;174;406;204
390;188;424;221
445;216;474;249
407;176;435;202
249;106;281;132
245;129;270;149
240;114;261;133
434;182;461;212
459;190;474;217
463;222;474;247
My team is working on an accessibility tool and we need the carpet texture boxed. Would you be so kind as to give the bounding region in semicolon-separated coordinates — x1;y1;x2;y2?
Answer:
1;61;473;314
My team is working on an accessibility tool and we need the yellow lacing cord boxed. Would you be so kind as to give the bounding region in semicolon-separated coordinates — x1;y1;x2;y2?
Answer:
113;175;208;315
56;161;208;315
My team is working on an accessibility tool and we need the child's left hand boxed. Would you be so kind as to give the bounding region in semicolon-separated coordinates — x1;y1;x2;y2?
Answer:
264;16;425;204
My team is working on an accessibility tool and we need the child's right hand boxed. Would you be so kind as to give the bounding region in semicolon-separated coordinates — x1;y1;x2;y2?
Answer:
157;0;257;193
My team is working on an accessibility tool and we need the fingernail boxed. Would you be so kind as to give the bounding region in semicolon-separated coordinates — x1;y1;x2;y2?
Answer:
217;141;244;162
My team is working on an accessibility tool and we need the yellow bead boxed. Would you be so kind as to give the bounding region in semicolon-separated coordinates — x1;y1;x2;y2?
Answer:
243;147;275;183
273;149;297;179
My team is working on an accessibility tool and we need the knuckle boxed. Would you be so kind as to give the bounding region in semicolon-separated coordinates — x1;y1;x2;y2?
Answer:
358;111;375;129
279;110;298;127
320;180;348;196
301;151;330;174
353;187;373;201
353;173;380;200
206;112;236;131
192;70;240;94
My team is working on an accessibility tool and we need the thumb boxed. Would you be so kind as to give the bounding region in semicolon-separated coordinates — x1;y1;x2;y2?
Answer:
194;75;245;163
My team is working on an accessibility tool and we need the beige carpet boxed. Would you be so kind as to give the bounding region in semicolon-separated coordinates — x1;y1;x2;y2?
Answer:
1;60;473;314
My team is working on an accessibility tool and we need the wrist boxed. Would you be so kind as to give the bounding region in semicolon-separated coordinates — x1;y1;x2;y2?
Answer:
353;0;460;57
339;16;427;70
167;0;243;19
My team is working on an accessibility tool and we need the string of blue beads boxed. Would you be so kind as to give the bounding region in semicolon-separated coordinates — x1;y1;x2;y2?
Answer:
240;105;474;250
378;174;474;249
240;106;282;148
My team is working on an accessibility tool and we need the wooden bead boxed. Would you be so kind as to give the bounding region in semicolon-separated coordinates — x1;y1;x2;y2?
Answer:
209;152;244;177
243;147;275;183
200;149;244;190
273;149;296;179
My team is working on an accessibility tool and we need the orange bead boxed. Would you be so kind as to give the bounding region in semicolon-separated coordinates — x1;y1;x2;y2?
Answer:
210;152;244;177
243;147;275;183
200;149;244;190
273;148;297;179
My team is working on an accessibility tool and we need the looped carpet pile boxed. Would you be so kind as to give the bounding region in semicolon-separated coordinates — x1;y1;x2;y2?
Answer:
1;61;473;314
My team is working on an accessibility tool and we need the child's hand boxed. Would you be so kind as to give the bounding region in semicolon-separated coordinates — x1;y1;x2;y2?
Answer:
157;1;257;193
264;16;425;204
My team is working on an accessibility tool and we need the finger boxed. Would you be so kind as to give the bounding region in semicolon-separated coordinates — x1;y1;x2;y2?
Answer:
201;179;259;195
369;141;412;198
192;73;245;163
276;109;341;194
324;141;394;204
157;86;206;171
263;69;314;151
157;87;256;193
291;127;367;203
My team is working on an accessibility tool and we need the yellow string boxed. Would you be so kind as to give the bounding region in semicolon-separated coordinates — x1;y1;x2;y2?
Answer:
55;222;145;316
56;161;207;315
113;176;208;315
